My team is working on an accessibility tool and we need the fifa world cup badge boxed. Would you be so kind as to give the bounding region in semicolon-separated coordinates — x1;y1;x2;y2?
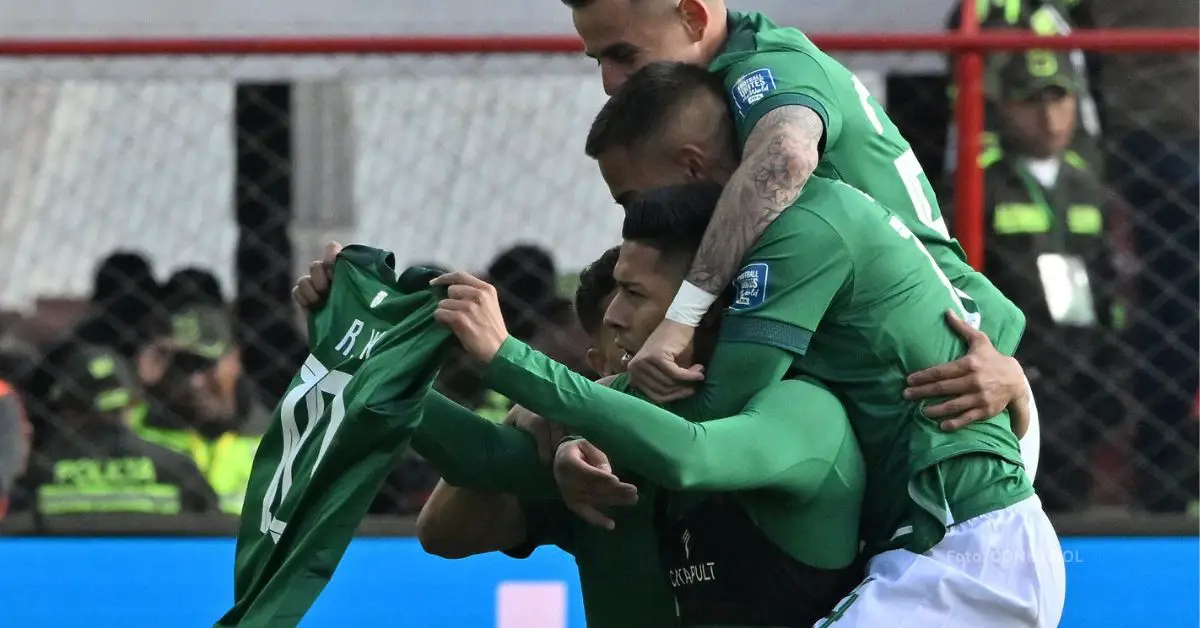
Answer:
729;263;769;311
730;68;777;117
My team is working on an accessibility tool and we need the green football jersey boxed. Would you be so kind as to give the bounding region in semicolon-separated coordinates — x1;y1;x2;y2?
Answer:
709;11;971;287
721;176;1032;557
218;246;451;628
517;481;678;628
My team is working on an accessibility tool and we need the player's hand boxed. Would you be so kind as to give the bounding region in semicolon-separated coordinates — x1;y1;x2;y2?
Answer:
554;439;638;530
904;310;1027;431
626;319;705;403
503;404;569;464
430;271;510;364
292;241;343;311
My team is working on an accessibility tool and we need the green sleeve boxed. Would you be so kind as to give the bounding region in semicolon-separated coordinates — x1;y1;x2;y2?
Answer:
723;51;843;150
722;208;853;356
484;339;846;496
411;392;558;498
667;338;794;421
503;498;576;559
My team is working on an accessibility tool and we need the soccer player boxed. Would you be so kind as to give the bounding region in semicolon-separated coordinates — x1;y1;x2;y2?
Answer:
295;245;678;627
560;0;1032;427
433;197;868;626
520;62;1062;626
577;60;1039;469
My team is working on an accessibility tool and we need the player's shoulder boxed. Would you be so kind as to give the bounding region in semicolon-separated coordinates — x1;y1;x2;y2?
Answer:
757;378;856;442
761;377;844;414
712;11;821;68
779;177;879;232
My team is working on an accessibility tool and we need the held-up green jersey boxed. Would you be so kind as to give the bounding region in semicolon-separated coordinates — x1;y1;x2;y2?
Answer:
709;11;970;287
219;246;451;627
720;176;1032;557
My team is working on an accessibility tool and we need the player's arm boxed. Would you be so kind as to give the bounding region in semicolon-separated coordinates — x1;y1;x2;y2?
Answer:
412;392;558;498
416;481;524;559
485;346;842;495
417;481;575;559
630;54;838;396
680;104;823;296
682;51;845;294
671;209;853;420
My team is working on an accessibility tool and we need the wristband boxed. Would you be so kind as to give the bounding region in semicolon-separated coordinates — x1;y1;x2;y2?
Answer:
556;434;584;450
665;281;718;327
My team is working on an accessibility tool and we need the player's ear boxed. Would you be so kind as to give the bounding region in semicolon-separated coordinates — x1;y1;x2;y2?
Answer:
677;0;710;42
676;144;709;182
585;347;608;378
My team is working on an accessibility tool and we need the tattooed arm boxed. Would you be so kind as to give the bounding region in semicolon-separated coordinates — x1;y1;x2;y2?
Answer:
684;105;823;292
627;105;824;402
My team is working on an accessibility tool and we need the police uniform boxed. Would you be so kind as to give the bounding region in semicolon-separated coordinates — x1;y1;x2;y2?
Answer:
21;344;218;515
945;0;1104;173
129;307;263;515
982;50;1127;512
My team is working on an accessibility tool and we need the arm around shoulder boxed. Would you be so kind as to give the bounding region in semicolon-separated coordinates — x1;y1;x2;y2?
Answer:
683;105;824;294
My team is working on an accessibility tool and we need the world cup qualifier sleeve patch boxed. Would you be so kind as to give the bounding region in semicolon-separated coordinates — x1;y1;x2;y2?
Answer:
730;68;777;117
729;263;769;311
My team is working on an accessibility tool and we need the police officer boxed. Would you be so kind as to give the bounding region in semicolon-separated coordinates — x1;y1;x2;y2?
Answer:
129;306;265;515
980;49;1128;512
21;344;217;515
945;0;1104;174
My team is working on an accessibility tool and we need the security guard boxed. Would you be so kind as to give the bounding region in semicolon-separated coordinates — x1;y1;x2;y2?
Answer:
946;0;1104;173
981;49;1128;512
22;344;217;515
129;306;264;515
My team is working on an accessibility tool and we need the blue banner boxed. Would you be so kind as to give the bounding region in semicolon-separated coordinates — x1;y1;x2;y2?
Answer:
1;537;1194;626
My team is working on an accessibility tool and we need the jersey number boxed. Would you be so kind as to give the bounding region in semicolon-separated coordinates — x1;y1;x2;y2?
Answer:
260;354;352;543
851;75;951;240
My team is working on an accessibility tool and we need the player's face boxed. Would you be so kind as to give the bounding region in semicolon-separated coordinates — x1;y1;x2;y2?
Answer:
572;0;708;95
1000;88;1077;159
604;242;691;363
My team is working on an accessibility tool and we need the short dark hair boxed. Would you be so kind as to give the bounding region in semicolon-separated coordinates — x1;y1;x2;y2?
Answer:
92;250;156;305
162;267;224;312
620;182;721;260
585;61;727;159
487;244;559;339
574;246;621;336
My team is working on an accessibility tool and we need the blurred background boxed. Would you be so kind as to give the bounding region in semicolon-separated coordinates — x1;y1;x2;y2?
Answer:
0;0;1195;626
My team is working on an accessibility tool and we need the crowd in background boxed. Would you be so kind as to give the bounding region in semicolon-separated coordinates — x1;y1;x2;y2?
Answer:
0;0;1196;526
0;244;592;522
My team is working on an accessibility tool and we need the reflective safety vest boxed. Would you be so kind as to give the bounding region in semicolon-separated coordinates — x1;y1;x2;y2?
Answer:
38;456;183;515
129;405;260;514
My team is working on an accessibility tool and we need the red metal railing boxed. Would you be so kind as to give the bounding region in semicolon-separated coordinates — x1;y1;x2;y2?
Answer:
0;27;1194;266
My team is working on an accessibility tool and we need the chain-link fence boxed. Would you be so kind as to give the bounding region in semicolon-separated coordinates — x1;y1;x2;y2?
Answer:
0;40;1194;527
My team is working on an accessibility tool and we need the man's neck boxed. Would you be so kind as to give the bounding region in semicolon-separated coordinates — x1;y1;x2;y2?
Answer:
699;9;731;64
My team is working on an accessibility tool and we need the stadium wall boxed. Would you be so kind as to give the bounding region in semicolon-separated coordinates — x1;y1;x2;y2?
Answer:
2;537;1195;627
0;0;957;38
